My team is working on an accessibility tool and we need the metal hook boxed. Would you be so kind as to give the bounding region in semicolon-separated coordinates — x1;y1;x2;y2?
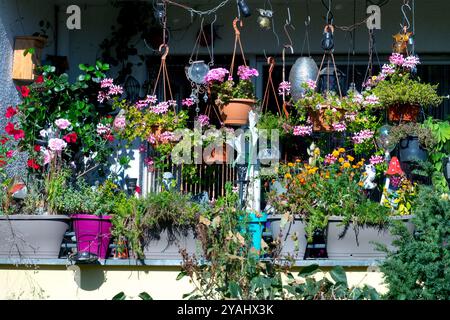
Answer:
400;2;411;31
284;22;294;54
159;43;169;60
267;56;275;73
233;17;243;36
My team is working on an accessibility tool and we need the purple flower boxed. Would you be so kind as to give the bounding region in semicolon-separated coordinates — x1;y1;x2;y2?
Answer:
204;68;229;83
324;154;337;165
403;55;421;69
168;100;177;108
197;114;210;127
100;78;114;88
182;98;195;107
332;122;347;132
389;53;405;66
345;112;357;122
382;64;395;75
144;157;154;166
97;91;108;103
293;125;313;137
160;131;178;143
278;81;291;96
363;94;380;107
150;102;169;114
237;65;259;80
108;85;124;96
352;129;374;144
306;79;317;90
139;144;147;153
352;94;364;105
369;155;384;165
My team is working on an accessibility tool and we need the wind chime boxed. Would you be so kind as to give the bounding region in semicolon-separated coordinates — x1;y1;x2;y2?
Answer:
185;16;216;116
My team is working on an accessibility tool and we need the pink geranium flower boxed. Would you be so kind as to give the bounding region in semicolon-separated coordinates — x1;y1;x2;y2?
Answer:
48;138;67;152
55;119;71;130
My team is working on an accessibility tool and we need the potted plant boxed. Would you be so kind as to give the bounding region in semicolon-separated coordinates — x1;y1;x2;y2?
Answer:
365;53;443;123
112;190;201;259
293;81;369;132
204;66;259;126
0;107;70;259
389;122;437;163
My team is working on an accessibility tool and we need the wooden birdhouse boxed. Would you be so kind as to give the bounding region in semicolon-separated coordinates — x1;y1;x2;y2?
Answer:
12;36;47;82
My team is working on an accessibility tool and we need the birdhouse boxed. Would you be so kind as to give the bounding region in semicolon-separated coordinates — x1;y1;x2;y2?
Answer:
12;36;47;82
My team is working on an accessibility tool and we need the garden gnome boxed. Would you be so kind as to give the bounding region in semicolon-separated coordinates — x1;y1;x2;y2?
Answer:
380;156;404;205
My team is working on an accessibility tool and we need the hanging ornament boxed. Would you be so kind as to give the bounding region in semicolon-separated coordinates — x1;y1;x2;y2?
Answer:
375;125;396;153
187;60;209;85
289;57;319;101
257;9;273;30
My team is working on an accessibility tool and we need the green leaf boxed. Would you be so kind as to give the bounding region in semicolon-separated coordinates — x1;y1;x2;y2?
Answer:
138;292;153;300
330;266;348;286
176;271;187;281
79;64;87;71
228;281;242;298
298;264;320;277
112;292;126;300
78;75;86;81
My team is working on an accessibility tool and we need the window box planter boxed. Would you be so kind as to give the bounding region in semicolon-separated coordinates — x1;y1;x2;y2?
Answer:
268;215;307;259
0;215;69;259
219;98;255;126
143;230;197;260
72;214;112;260
326;215;415;260
387;104;420;123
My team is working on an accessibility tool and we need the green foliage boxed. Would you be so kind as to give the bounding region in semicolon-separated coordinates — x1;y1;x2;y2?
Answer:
370;72;442;108
54;178;126;216
380;186;450;299
257;112;287;140
111;191;201;258
389;122;437;151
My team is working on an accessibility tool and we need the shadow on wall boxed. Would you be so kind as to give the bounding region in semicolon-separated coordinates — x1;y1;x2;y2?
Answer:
68;265;106;291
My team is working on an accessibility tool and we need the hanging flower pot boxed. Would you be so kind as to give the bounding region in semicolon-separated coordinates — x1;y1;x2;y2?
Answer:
388;104;421;122
219;98;255;126
308;106;344;132
399;136;428;163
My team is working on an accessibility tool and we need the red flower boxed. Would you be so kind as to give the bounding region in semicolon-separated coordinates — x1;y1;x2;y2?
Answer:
0;137;8;145
0;158;6;167
63;132;78;144
35;75;44;83
17;86;30;98
6;150;14;158
105;134;114;142
5;122;15;135
5;106;17;119
34;145;41;152
135;186;142;194
13;129;24;140
27;159;41;170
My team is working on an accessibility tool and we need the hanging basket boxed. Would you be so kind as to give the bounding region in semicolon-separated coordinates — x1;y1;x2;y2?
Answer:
219;98;255;126
308;106;344;132
387;104;421;122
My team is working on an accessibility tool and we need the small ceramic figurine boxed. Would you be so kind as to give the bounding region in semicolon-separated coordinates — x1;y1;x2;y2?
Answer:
393;31;412;55
362;164;377;190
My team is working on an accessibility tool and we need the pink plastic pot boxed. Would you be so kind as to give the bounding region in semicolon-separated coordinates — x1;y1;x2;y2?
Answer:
72;214;112;259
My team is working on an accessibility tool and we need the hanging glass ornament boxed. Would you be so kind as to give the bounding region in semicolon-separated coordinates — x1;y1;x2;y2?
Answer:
376;125;396;152
187;60;209;85
289;57;318;101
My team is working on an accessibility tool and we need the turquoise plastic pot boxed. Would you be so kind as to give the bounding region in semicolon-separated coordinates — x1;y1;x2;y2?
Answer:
239;212;268;251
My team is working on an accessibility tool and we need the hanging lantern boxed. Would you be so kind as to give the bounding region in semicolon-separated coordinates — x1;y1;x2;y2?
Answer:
238;0;252;18
257;9;272;30
318;66;345;94
187;60;210;85
288;57;319;102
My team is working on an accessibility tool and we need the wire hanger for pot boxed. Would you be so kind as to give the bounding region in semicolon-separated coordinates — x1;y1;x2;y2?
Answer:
262;57;283;117
281;7;294;118
229;17;248;76
301;0;312;57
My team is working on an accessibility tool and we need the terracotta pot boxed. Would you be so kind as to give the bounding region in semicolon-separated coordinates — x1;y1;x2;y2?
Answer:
219;99;255;126
309;107;344;132
388;104;421;122
204;145;230;164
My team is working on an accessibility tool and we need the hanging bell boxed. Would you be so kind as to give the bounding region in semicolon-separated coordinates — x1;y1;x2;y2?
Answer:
187;60;210;85
321;25;334;51
288;57;319;101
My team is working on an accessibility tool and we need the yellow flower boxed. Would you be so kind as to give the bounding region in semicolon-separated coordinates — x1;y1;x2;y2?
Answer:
338;157;345;163
314;148;320;156
308;167;319;175
332;150;340;158
357;160;364;167
347;155;355;162
372;75;377;81
338;148;345;153
296;159;301;163
358;181;364;187
343;162;351;169
288;162;294;167
285;173;292;179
